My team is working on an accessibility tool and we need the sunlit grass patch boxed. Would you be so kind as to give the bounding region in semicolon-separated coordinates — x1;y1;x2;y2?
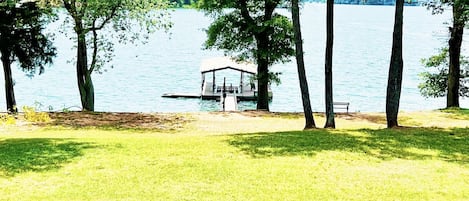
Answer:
440;107;469;120
0;111;468;200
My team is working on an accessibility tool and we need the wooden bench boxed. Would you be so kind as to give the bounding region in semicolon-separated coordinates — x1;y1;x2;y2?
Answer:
333;102;350;113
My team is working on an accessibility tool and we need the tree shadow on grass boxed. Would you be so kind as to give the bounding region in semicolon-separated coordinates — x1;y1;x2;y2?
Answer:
0;139;98;177
228;127;468;164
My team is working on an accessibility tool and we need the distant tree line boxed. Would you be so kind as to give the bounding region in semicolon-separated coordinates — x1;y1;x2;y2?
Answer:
302;0;420;5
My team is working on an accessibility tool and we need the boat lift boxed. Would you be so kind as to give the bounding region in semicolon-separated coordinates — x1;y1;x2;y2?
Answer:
162;57;272;111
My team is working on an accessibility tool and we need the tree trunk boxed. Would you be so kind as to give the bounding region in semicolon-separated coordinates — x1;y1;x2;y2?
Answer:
76;29;95;111
447;4;464;108
292;0;316;129
386;0;404;128
256;58;270;111
324;0;335;128
256;33;270;111
1;50;17;113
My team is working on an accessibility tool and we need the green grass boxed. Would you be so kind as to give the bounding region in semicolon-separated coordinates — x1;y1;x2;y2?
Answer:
440;107;469;120
0;114;468;200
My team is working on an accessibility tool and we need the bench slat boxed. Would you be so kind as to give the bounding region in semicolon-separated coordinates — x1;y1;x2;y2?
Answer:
333;102;350;113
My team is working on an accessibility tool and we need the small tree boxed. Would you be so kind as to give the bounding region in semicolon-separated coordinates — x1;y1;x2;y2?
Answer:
419;47;469;99
0;1;56;113
60;0;171;111
200;0;295;111
426;0;469;108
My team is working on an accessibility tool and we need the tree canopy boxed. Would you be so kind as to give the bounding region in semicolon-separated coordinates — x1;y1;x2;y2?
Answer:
0;0;56;113
425;0;469;108
419;47;469;98
0;0;56;76
57;0;171;111
200;0;294;110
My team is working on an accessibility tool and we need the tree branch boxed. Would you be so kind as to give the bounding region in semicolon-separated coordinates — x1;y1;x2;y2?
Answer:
79;0;88;17
265;0;278;19
63;0;77;19
88;4;120;31
89;19;98;74
239;0;255;25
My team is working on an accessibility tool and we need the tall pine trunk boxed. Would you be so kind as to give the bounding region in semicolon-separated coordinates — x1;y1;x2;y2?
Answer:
256;33;270;111
76;30;95;111
324;0;335;128
447;3;464;108
386;0;404;128
1;50;17;113
292;0;316;129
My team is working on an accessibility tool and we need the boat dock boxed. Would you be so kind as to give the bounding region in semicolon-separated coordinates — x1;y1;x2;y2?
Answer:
161;93;201;99
162;57;272;110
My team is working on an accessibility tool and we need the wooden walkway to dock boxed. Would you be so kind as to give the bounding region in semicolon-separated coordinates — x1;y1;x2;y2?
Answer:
221;95;237;111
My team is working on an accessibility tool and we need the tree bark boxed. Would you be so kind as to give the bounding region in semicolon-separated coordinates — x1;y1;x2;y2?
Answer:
324;0;335;128
1;50;17;113
292;0;316;129
447;3;464;108
255;30;270;111
386;0;404;128
76;27;95;111
256;46;270;111
239;0;278;111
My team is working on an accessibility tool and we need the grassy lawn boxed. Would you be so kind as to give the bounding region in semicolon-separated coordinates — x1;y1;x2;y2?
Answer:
0;110;468;200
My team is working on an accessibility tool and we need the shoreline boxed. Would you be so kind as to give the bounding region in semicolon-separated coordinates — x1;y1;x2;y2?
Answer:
1;109;467;132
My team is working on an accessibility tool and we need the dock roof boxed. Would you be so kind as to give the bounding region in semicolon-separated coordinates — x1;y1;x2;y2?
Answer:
200;57;257;74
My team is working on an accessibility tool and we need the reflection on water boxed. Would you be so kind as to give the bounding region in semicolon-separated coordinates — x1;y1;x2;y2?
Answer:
198;99;257;112
0;4;468;112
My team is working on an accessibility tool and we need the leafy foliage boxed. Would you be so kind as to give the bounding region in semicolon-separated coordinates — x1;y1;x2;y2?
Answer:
204;9;294;66
419;48;469;98
200;0;294;110
0;114;16;125
61;0;172;74
22;106;51;123
425;0;469;20
0;0;56;76
201;0;294;74
57;0;172;111
424;0;469;107
170;0;196;7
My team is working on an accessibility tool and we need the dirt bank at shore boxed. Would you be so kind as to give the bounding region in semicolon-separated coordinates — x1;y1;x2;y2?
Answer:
1;110;467;132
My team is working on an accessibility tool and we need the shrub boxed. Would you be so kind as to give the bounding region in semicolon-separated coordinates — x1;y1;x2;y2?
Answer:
22;106;51;123
0;114;16;125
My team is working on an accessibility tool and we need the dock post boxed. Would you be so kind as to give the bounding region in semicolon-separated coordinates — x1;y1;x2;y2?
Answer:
222;77;226;111
240;72;244;93
212;71;216;93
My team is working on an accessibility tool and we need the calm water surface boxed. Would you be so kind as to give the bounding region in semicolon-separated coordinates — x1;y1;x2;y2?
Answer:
1;4;468;112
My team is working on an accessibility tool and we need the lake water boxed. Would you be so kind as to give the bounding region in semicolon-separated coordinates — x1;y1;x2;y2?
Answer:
1;4;468;112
